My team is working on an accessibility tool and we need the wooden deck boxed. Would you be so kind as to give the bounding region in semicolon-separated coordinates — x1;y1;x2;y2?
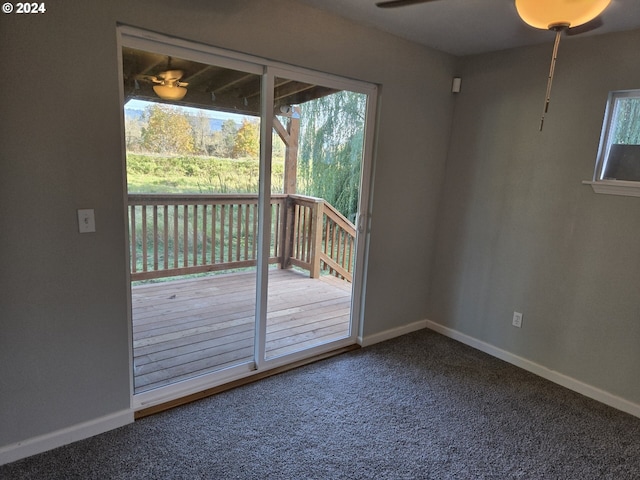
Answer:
132;269;352;394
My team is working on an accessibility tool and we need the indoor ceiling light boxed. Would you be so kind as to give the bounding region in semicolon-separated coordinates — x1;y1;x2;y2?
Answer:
514;0;611;131
153;84;188;101
515;0;611;30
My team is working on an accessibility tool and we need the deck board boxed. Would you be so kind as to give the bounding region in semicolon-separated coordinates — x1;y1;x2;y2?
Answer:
132;268;352;393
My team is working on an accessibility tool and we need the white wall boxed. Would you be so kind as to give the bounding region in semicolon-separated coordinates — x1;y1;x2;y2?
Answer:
0;0;455;454
430;29;640;407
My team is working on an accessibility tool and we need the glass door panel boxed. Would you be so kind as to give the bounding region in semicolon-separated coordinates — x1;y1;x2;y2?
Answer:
122;45;263;394
264;76;368;360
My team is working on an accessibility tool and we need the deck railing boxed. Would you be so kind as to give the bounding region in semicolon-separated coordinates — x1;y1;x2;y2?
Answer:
127;193;356;282
319;201;356;281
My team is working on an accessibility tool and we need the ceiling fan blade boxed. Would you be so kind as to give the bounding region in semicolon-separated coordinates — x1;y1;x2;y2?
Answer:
566;16;604;36
375;0;439;8
136;74;159;82
159;70;185;82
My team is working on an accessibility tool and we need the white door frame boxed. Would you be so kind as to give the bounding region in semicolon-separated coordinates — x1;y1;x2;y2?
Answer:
117;26;378;410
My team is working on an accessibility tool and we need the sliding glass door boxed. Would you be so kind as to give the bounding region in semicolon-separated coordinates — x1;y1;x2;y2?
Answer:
262;73;369;362
120;27;377;407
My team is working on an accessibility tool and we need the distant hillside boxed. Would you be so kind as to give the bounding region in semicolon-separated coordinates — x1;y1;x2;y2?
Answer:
209;118;225;132
125;108;237;132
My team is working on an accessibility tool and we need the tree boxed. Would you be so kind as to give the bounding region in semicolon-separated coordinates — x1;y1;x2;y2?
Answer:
189;111;213;155
203;119;239;158
233;118;260;158
298;91;367;221
124;114;145;152
141;104;195;155
612;97;640;144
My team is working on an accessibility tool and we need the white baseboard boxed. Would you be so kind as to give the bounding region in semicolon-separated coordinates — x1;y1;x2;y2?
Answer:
0;409;134;466
425;319;640;419
4;320;638;465
358;319;428;347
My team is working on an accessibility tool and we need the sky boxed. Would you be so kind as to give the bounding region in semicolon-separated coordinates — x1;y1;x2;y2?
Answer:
125;99;251;123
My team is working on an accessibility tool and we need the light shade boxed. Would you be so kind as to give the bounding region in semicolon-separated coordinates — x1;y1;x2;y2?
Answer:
515;0;611;30
153;84;187;101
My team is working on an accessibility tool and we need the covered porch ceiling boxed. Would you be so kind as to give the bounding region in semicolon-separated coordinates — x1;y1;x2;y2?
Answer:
122;46;339;116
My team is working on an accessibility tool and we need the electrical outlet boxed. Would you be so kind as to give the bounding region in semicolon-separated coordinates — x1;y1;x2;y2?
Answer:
512;311;523;328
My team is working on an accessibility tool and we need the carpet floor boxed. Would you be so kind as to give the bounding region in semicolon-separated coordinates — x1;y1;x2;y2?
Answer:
2;328;639;479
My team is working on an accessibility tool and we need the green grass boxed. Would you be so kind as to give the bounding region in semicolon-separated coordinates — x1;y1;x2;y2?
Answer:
127;155;287;283
126;153;286;194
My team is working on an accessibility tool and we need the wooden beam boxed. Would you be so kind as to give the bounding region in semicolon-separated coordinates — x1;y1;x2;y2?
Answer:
124;82;261;116
272;117;289;143
283;106;300;194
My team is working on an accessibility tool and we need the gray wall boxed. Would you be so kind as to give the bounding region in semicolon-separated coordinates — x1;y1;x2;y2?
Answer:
430;29;640;404
0;0;454;447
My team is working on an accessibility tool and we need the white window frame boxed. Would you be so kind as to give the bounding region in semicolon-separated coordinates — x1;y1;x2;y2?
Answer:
584;89;640;197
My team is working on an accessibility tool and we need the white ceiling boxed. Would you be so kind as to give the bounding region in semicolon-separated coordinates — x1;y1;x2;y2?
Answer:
295;0;640;56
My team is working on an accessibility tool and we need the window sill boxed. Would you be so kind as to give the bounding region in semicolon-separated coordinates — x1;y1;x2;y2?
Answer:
582;180;640;198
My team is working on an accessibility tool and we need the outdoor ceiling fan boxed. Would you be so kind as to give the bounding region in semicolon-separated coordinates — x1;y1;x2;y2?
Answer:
149;70;189;101
137;57;189;101
376;0;612;130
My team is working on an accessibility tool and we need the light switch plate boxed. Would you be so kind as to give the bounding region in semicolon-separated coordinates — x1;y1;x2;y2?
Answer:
77;209;96;233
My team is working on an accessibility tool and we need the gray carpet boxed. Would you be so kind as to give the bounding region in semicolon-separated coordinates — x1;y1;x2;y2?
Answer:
2;329;639;479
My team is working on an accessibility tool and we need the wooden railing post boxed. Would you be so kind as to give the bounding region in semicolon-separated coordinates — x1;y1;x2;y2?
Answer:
317;202;356;282
309;200;324;279
280;196;295;270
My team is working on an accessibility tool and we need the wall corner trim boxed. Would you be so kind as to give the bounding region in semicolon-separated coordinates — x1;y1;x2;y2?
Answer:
0;409;134;466
424;319;640;420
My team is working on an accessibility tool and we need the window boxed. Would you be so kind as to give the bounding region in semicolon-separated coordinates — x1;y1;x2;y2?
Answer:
586;90;640;197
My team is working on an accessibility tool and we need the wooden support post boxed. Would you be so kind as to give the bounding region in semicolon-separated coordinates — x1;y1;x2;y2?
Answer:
280;196;295;270
284;107;300;195
309;200;324;279
274;107;300;195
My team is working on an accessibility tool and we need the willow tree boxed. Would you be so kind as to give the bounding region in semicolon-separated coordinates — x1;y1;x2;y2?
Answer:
297;91;366;222
612;97;640;144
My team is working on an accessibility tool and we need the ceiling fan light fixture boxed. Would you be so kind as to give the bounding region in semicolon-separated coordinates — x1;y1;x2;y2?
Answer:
153;84;188;101
515;0;611;30
151;69;188;101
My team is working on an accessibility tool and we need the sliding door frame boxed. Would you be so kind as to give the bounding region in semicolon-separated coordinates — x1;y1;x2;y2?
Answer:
118;26;378;410
254;70;274;370
256;64;378;372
